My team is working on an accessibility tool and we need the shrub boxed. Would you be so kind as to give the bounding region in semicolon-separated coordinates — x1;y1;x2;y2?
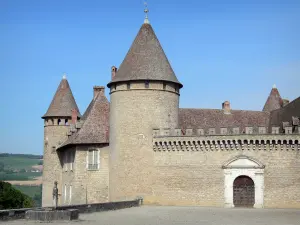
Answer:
0;181;34;209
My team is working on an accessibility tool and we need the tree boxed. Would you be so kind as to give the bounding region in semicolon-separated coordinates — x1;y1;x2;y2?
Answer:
0;181;34;209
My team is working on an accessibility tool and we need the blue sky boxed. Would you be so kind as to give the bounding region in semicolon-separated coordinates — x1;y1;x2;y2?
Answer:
0;0;299;155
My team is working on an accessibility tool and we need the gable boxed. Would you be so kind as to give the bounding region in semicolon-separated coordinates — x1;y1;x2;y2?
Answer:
222;155;265;169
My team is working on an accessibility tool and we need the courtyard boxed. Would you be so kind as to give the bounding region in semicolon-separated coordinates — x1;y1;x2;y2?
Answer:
6;206;300;225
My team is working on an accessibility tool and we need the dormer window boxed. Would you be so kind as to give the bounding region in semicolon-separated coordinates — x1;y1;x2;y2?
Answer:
145;81;149;88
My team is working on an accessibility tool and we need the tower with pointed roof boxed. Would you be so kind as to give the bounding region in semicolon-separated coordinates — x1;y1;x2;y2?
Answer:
263;84;283;112
42;75;80;206
107;9;182;202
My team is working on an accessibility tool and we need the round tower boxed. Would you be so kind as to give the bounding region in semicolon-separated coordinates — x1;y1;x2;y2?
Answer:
42;75;80;207
108;18;182;202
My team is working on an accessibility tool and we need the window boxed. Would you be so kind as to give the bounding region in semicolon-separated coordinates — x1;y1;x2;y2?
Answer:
145;81;149;88
69;185;72;205
70;151;74;171
64;184;67;203
127;83;130;90
87;149;99;170
64;151;68;171
163;83;166;90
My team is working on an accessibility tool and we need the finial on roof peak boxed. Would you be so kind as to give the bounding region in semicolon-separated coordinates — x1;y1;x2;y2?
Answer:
144;1;150;24
272;84;276;89
62;73;67;80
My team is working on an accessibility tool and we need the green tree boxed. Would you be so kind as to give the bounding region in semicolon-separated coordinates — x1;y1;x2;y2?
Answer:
0;181;34;209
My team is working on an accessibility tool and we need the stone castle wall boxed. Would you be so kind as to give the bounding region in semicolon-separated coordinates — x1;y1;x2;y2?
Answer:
148;131;300;208
61;145;109;205
42;119;69;207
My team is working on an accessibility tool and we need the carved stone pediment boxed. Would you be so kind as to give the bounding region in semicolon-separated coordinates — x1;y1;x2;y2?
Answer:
222;155;265;169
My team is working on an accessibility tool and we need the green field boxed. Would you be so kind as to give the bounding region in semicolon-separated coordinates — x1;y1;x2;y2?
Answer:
0;156;41;170
0;171;42;181
0;154;42;181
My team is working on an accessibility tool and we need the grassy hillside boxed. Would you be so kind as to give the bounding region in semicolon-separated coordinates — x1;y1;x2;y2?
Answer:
0;153;43;181
13;185;42;207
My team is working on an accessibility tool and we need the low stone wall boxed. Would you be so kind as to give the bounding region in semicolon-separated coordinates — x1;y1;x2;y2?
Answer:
0;199;141;221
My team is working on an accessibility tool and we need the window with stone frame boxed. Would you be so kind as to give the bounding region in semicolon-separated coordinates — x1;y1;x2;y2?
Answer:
87;149;100;170
64;151;68;172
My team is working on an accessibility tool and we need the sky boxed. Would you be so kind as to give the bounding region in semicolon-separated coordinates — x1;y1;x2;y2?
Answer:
0;0;299;155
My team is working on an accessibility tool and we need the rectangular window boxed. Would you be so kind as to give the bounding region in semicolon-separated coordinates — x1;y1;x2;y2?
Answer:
145;81;149;88
69;185;72;205
87;149;99;170
64;152;68;171
127;83;130;90
64;184;67;203
163;83;166;90
70;151;74;171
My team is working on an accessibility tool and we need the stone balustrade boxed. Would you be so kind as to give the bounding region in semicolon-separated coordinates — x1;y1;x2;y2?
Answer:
153;126;300;137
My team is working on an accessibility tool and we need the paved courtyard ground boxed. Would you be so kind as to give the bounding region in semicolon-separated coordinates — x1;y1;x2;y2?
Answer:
6;206;300;225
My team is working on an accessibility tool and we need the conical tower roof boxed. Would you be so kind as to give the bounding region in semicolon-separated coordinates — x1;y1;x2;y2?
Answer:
263;85;283;112
42;76;81;118
108;23;182;88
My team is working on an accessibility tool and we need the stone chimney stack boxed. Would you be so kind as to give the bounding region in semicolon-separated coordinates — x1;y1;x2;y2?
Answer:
222;101;231;114
71;109;78;124
93;86;105;99
111;66;117;80
282;98;290;107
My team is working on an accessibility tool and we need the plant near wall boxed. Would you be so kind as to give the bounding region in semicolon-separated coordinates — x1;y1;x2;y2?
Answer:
0;181;34;209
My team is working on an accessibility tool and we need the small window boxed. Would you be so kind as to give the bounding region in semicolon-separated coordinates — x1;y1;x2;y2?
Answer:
87;149;99;170
64;184;67;203
70;151;74;171
58;119;61;125
69;185;72;205
145;81;149;88
127;83;130;90
65;119;69;125
64;151;68;172
163;83;166;90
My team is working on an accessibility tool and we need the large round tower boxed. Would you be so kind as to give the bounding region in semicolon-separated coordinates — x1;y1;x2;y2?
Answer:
108;18;182;202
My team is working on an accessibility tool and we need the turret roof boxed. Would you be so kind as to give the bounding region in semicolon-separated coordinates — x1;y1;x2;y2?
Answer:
107;23;182;88
42;77;81;119
263;85;283;112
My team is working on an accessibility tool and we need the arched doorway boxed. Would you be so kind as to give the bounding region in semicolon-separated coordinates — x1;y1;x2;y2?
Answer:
233;175;255;207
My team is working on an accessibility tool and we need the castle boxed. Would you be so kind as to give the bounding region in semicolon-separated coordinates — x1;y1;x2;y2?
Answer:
42;13;300;209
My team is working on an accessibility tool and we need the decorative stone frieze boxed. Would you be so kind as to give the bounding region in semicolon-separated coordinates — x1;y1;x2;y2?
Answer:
153;135;300;152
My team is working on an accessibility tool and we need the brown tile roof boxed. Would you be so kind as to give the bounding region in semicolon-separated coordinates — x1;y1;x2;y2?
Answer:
42;78;81;118
59;90;109;148
107;23;182;88
263;86;283;112
269;97;300;128
179;108;270;132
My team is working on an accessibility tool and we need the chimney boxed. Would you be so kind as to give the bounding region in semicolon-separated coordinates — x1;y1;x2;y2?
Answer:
282;98;290;107
111;66;117;79
71;109;78;124
93;86;105;99
222;101;231;114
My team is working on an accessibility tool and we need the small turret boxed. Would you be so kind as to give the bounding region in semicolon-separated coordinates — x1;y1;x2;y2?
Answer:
263;84;283;112
42;75;80;207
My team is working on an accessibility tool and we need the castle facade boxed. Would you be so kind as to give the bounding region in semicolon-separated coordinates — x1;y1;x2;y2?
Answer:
42;17;300;208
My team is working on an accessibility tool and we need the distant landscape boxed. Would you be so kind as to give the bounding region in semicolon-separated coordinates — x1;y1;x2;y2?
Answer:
0;153;43;207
